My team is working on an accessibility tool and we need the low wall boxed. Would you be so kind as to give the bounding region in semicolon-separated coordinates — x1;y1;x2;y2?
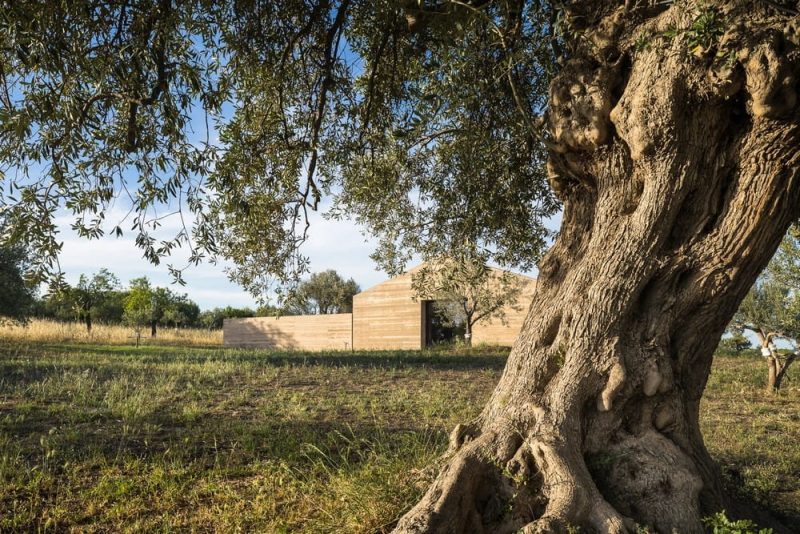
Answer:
223;314;353;351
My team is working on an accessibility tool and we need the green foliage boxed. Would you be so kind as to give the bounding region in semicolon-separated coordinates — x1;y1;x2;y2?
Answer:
34;270;202;330
90;290;127;324
632;31;653;52
663;4;726;56
123;278;156;332
0;244;35;321
732;225;800;345
284;270;360;315
0;1;558;296
684;6;726;51
122;277;199;334
196;306;255;330
717;331;752;354
768;224;800;291
45;268;122;332
702;511;772;534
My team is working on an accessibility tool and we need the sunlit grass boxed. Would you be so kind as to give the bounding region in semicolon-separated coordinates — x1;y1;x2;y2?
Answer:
0;318;221;347
0;341;796;532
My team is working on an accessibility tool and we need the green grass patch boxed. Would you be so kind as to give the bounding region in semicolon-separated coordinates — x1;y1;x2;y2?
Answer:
0;342;797;532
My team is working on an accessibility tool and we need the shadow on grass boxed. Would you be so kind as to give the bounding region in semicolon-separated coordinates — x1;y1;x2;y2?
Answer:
2;401;447;473
1;342;509;371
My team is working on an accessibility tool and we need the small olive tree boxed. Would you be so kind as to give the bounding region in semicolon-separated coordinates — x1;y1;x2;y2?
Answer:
732;227;800;392
732;280;799;392
123;277;172;338
412;256;525;347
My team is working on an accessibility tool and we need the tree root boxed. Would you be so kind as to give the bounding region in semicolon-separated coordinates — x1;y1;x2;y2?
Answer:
395;424;639;534
394;436;503;534
394;421;714;534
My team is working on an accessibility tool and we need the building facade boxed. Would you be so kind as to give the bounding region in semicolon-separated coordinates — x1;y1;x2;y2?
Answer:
223;266;535;350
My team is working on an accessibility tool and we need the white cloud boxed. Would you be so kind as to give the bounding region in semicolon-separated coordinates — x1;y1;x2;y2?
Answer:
50;199;562;309
51;204;392;310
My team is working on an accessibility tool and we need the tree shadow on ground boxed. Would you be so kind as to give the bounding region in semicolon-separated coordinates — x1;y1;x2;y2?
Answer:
2;401;446;475
4;342;510;371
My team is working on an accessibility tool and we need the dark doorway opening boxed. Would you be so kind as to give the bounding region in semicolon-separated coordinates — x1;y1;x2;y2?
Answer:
423;300;465;347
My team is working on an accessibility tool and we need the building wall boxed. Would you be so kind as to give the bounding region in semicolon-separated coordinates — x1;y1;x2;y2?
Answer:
223;314;353;350
221;265;537;351
471;276;536;347
352;269;424;350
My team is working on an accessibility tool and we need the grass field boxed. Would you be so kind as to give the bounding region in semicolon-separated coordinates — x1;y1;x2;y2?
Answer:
0;339;797;532
0;319;221;347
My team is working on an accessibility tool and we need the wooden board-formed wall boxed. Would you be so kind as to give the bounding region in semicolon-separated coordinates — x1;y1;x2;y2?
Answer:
223;314;353;350
352;268;424;350
471;276;537;347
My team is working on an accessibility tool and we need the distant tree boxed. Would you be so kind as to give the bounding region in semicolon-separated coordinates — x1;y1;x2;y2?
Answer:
162;293;200;329
196;309;219;331
256;304;283;317
161;306;187;330
717;331;752;354
122;278;172;337
68;269;121;333
148;287;173;337
770;225;800;289
92;290;127;324
34;288;74;322
197;306;256;330
732;229;800;392
284;270;360;315
123;278;155;339
0;245;35;322
412;255;524;347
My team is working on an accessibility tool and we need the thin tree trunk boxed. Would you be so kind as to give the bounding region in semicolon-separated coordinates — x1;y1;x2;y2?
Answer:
774;353;796;391
85;313;92;334
767;355;779;392
151;321;157;337
395;2;800;532
464;320;473;347
757;334;780;393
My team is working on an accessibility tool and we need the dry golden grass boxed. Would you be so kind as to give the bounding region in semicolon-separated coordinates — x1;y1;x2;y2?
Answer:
0;318;221;346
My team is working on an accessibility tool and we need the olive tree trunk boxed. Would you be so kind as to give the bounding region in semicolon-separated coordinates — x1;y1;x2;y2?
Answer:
395;2;800;532
769;351;796;392
753;331;784;392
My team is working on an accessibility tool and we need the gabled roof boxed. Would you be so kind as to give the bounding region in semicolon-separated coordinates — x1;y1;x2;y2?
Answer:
355;262;535;298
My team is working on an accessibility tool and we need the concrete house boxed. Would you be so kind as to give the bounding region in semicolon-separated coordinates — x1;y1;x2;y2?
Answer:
223;265;536;350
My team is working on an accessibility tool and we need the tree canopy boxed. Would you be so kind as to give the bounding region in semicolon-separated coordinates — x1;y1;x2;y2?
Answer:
0;242;35;321
122;276;198;335
0;1;558;298
731;226;800;390
64;268;121;331
284;269;360;314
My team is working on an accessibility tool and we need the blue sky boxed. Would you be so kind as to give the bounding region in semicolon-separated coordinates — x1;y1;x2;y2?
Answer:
55;204;559;310
54;203;391;310
21;30;560;311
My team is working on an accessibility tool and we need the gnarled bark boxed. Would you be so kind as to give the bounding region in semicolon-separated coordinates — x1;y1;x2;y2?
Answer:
395;1;800;532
